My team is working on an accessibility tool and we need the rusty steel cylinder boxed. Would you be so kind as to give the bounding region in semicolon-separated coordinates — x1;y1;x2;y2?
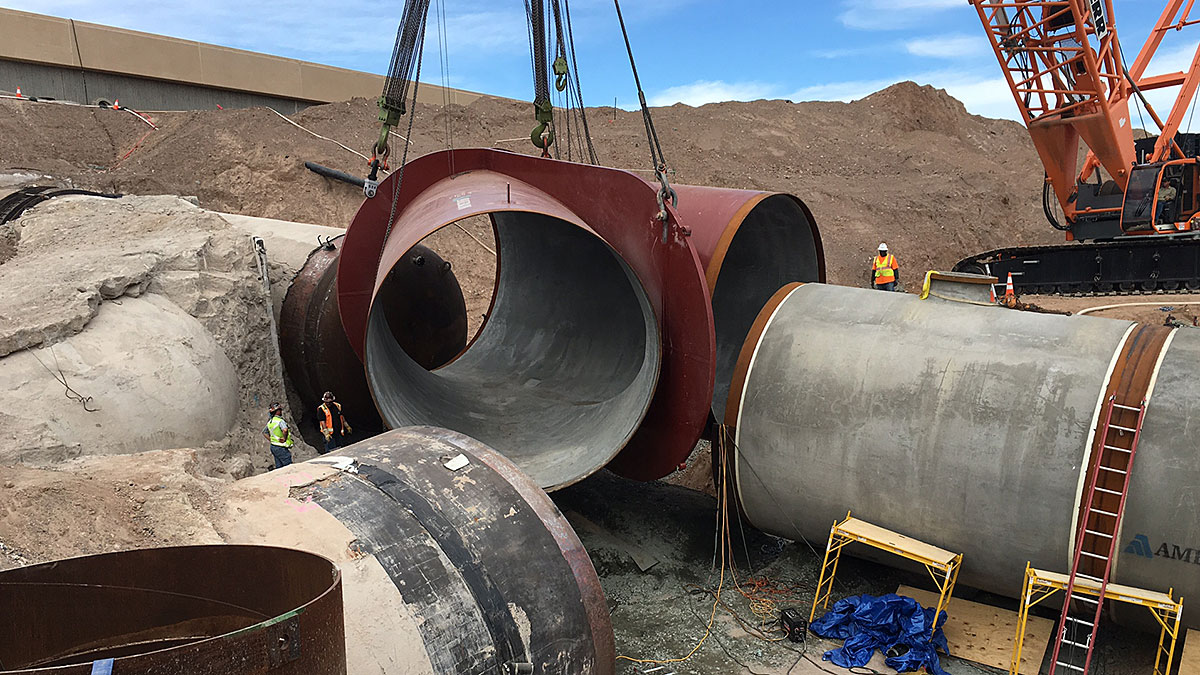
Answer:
217;426;614;674
279;237;467;442
725;281;1200;627
0;545;346;673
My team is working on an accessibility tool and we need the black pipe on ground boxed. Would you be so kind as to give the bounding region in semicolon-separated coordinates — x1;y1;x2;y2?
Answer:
304;161;365;188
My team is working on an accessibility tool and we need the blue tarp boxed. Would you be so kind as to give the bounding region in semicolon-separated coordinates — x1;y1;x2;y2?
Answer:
809;593;952;675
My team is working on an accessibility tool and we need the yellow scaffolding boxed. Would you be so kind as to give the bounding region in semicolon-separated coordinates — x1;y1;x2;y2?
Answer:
1009;563;1183;675
809;511;963;637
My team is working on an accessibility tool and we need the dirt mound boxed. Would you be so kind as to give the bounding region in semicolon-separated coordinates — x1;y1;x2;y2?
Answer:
0;449;224;571
0;101;148;177
858;81;974;135
0;82;1055;293
0;195;315;472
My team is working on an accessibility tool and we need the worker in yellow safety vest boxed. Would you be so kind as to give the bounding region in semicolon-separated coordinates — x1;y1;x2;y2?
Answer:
317;391;352;454
261;402;294;469
871;243;899;291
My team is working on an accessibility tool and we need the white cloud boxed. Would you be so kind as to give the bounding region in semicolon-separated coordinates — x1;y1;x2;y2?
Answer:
784;69;1020;121
839;0;963;30
905;35;989;59
810;46;877;60
645;68;1023;122
647;80;778;107
937;77;1020;120
440;10;529;54
787;77;900;103
1118;41;1199;132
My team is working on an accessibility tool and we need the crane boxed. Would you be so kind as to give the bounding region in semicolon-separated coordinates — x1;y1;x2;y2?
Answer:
956;0;1200;294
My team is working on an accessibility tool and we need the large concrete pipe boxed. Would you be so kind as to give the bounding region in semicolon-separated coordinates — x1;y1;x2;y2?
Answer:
217;426;614;674
725;282;1200;625
338;148;823;487
0;545;345;673
279;237;467;442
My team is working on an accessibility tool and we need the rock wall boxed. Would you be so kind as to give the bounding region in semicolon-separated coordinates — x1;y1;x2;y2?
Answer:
0;194;314;473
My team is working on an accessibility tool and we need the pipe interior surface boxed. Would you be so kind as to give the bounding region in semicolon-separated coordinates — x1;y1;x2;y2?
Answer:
366;212;660;491
710;194;822;415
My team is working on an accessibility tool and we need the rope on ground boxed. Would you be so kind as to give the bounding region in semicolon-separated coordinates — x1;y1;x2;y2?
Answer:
121;107;158;129
25;345;97;412
1077;300;1200;315
264;107;408;167
1;93;157;129
452;223;496;256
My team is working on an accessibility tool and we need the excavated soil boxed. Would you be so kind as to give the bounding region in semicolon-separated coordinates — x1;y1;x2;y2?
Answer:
0;83;1062;567
0;85;1180;674
0;82;1058;297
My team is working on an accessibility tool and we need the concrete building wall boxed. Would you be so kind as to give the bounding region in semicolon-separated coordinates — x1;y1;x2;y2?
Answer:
0;7;495;112
0;60;316;113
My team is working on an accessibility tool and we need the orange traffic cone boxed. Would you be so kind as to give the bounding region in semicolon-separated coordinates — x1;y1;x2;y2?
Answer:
989;282;997;303
14;87;21;98
1005;272;1015;298
112;99;120;110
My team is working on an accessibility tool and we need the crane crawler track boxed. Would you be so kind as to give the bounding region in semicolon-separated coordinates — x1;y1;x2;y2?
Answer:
954;236;1200;296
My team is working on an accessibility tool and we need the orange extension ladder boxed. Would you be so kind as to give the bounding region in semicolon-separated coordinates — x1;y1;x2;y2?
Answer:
1048;396;1148;675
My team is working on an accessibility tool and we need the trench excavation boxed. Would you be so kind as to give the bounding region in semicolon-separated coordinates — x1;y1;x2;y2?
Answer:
365;212;660;492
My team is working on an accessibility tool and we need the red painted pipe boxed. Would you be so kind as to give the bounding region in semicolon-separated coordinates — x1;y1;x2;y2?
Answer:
338;149;822;486
279;237;467;446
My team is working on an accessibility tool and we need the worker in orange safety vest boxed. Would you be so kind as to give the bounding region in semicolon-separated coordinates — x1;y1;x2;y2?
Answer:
871;243;899;291
317;391;352;454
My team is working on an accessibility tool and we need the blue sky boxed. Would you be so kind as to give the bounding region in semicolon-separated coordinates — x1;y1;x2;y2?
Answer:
7;0;1197;122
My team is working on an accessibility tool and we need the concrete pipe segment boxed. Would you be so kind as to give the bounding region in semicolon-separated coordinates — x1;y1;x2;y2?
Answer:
725;281;1200;625
0;545;345;673
280;236;467;439
218;426;614;674
337;148;823;489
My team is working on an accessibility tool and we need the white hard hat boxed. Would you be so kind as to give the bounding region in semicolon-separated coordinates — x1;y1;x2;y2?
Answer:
878;242;888;252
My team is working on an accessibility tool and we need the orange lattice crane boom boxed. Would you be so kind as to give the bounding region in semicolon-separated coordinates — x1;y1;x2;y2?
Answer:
954;1;1200;295
974;1;1197;216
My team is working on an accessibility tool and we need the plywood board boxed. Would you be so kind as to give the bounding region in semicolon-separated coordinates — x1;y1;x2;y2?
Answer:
898;585;1052;675
841;518;958;565
1178;629;1200;675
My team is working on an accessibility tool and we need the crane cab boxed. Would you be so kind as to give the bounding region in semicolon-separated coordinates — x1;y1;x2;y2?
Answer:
1120;159;1199;234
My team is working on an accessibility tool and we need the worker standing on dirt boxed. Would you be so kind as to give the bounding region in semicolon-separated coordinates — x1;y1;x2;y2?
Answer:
262;403;294;469
871;243;900;291
317;391;352;454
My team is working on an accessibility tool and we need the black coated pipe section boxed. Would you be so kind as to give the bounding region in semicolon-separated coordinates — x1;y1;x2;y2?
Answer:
304;161;366;188
231;426;615;673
